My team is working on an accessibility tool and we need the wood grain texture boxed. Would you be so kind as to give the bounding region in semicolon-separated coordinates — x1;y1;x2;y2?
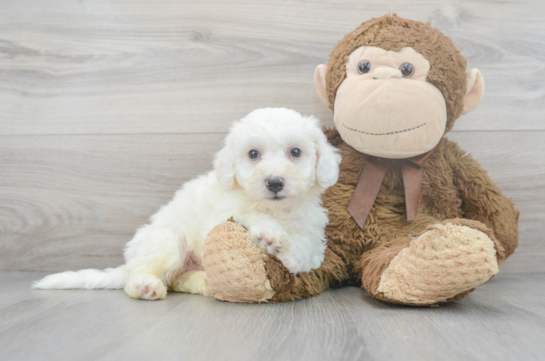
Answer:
0;0;543;135
0;133;224;271
1;272;544;361
0;131;543;273
0;0;543;273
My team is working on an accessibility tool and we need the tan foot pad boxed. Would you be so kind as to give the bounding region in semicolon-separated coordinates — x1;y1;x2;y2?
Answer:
202;221;275;303
377;223;499;305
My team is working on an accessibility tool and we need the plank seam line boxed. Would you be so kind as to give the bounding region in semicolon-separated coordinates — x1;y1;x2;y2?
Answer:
0;130;543;137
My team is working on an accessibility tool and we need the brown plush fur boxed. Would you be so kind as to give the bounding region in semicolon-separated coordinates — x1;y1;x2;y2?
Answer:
260;15;518;304
264;247;349;302
264;132;518;304
357;236;412;302
356;218;505;305
203;14;519;306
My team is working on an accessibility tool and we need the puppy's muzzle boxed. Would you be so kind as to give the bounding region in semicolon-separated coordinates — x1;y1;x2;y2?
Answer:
265;177;285;193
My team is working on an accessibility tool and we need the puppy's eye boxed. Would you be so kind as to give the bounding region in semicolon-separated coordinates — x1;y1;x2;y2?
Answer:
249;150;259;159
358;60;371;74
290;148;301;157
399;62;414;77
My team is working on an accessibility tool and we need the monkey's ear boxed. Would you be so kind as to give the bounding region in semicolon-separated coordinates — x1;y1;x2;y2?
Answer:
314;64;329;105
461;69;485;115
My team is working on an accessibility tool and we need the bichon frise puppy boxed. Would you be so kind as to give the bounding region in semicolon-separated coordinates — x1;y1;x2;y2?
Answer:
33;108;341;300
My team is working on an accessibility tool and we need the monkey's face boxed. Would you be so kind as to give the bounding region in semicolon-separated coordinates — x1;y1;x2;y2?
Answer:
314;15;485;159
333;46;446;159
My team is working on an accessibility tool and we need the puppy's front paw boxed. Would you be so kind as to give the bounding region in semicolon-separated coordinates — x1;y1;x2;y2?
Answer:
276;247;305;274
125;274;167;300
249;222;288;255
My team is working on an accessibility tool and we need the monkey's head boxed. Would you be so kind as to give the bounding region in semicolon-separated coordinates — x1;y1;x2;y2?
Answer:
314;15;484;159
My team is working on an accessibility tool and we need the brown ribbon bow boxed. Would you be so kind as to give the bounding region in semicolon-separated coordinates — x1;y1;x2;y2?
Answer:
347;150;434;228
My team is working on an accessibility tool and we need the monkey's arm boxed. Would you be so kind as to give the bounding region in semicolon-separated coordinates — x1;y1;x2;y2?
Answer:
449;143;519;260
202;220;348;303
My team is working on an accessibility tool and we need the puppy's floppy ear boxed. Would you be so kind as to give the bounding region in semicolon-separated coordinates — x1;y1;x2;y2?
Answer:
314;125;341;189
214;142;236;191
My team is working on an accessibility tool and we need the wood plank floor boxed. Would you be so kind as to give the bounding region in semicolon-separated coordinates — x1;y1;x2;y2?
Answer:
1;272;544;361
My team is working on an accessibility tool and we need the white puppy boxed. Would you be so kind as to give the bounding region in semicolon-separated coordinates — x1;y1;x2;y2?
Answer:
33;108;341;300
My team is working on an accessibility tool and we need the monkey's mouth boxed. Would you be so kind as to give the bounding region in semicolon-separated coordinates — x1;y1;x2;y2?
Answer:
343;123;427;136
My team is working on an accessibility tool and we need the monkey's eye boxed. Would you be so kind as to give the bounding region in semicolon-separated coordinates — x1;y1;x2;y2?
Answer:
358;60;371;74
249;150;259;159
290;148;301;157
399;62;414;77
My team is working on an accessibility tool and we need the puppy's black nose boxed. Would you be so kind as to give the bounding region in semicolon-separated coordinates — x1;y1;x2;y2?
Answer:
265;177;285;193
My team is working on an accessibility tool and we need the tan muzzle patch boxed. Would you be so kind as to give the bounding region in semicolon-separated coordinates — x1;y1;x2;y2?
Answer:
334;77;447;159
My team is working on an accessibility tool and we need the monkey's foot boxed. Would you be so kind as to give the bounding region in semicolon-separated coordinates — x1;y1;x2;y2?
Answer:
202;221;275;303
377;220;500;305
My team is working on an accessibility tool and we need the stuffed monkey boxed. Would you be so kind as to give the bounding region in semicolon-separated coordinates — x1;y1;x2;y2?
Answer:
199;14;519;306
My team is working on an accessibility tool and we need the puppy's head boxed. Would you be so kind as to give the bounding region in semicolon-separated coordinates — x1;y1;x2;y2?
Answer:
214;108;341;206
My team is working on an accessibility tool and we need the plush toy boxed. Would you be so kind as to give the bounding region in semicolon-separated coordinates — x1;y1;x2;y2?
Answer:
201;14;519;305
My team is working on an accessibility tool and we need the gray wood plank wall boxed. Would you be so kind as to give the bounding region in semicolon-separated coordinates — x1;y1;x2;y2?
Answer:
1;0;543;273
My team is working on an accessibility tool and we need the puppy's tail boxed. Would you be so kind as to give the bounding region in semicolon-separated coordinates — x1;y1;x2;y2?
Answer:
32;266;128;290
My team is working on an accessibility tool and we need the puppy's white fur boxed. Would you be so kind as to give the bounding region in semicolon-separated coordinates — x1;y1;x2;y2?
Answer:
33;108;341;300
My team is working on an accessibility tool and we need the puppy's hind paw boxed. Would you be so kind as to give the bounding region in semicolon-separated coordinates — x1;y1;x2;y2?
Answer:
125;274;167;300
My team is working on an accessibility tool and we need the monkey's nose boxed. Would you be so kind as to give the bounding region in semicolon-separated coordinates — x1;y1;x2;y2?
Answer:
373;67;402;80
265;177;285;193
